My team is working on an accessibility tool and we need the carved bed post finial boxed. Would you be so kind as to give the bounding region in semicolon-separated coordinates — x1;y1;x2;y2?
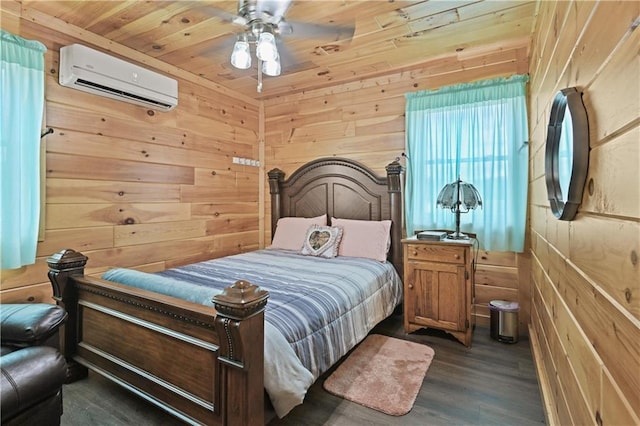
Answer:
46;249;89;382
386;161;404;279
213;280;268;425
47;249;88;303
385;160;403;193
213;280;269;324
268;168;286;238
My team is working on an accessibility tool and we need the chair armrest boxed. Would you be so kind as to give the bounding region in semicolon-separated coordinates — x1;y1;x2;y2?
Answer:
0;346;67;422
0;304;67;347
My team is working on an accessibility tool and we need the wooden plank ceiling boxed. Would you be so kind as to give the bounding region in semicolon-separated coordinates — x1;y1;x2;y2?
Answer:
23;0;538;100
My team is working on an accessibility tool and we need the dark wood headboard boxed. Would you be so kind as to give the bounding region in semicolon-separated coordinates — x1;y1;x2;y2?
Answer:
267;158;404;276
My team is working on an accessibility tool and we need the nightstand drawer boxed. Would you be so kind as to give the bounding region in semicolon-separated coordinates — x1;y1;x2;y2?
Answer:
406;244;466;264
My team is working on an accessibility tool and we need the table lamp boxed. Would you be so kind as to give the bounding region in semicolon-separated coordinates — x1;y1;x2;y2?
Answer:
436;178;482;239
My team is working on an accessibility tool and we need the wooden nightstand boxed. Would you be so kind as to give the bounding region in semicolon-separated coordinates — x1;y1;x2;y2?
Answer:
402;236;475;347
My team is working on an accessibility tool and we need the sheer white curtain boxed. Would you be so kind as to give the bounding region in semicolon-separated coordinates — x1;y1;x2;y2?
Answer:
1;30;47;269
405;75;529;252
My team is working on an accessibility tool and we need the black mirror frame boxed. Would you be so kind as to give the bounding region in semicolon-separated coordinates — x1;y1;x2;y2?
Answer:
544;87;590;221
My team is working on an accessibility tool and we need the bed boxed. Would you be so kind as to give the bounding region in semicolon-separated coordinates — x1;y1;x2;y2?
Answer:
46;157;404;425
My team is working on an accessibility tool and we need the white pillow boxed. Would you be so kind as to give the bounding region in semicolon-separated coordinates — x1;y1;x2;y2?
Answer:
269;214;327;251
331;217;392;262
300;225;343;258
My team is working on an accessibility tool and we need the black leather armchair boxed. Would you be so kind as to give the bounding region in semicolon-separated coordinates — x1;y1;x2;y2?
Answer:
1;304;68;426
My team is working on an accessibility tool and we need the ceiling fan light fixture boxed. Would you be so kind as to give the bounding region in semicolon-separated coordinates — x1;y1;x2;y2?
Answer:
256;31;278;62
262;56;281;76
230;34;251;69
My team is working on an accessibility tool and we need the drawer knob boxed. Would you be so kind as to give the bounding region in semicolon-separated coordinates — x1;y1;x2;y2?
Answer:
454;254;460;259
412;251;418;256
408;284;414;289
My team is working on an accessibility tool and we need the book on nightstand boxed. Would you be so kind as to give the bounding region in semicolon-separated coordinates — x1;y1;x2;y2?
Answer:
416;231;447;241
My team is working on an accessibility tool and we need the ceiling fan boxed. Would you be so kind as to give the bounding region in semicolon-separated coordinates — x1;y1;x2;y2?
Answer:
206;0;356;92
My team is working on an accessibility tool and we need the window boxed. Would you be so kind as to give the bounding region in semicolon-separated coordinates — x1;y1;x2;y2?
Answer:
405;75;529;252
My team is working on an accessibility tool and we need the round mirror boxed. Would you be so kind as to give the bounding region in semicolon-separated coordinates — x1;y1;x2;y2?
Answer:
544;87;589;220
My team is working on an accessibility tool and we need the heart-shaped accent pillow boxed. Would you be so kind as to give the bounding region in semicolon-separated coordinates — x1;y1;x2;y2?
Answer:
301;225;343;258
308;230;331;250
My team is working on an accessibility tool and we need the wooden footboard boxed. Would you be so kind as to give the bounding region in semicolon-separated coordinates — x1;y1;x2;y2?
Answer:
47;249;268;426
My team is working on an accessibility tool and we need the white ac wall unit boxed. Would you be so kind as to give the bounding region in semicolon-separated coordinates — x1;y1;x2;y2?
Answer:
59;44;178;111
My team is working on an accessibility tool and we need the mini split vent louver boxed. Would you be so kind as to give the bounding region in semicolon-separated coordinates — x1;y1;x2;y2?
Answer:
59;44;178;111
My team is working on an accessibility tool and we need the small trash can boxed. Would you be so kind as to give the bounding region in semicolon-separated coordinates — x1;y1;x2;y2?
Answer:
489;300;519;343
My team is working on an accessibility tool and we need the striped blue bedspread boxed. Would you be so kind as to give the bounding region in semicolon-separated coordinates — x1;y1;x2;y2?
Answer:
156;249;403;380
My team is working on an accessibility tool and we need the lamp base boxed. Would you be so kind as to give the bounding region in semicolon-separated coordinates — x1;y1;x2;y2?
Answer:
445;232;471;240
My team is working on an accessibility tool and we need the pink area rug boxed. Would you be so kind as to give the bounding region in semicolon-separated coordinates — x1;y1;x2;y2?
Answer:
323;334;435;416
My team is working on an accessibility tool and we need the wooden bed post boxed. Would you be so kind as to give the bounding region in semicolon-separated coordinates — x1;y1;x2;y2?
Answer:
213;281;269;426
267;168;285;238
386;160;404;278
47;249;90;382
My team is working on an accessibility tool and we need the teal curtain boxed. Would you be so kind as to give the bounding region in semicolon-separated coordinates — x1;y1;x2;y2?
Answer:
405;75;529;252
1;30;47;269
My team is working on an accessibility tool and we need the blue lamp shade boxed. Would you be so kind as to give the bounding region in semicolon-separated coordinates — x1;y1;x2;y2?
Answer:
436;178;482;239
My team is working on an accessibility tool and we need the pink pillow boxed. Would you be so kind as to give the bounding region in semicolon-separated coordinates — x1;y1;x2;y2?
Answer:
331;218;392;262
269;214;327;251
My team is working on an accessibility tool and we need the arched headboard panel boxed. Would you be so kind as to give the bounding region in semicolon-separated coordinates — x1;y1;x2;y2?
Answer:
268;158;404;276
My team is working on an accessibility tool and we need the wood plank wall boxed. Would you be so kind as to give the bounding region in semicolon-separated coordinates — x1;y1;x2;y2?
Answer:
527;1;640;425
7;11;637;425
0;3;261;303
263;41;532;332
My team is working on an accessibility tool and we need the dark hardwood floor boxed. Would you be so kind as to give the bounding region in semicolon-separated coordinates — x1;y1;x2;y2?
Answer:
61;312;546;426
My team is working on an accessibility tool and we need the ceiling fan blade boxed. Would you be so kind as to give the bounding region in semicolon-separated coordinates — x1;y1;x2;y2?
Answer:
276;40;296;67
198;3;247;26
201;33;237;57
276;40;316;74
284;20;355;42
